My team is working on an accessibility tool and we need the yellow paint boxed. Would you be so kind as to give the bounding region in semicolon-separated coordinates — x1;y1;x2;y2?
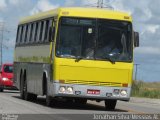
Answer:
52;8;133;87
54;58;133;87
59;7;132;22
19;7;132;25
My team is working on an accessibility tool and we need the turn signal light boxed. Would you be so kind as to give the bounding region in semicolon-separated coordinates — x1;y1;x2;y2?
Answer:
122;83;128;87
59;80;65;83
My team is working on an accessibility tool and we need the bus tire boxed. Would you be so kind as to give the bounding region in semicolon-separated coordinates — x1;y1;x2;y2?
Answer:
31;94;37;101
75;98;87;104
24;80;33;101
24;73;37;101
44;75;52;107
105;100;117;110
20;72;25;99
46;85;53;107
46;95;52;107
66;99;74;104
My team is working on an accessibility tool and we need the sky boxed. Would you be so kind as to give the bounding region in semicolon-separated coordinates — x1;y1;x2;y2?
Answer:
0;0;160;82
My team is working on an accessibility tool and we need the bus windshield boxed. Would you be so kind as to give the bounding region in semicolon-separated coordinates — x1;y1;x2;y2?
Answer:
56;17;132;62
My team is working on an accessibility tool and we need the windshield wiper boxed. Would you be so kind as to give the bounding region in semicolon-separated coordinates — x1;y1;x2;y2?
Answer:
75;56;83;62
104;56;115;64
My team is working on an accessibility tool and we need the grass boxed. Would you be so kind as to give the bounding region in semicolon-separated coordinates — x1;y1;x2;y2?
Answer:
131;80;160;99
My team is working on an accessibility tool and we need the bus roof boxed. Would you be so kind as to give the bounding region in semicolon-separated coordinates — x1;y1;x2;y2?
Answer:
19;7;132;24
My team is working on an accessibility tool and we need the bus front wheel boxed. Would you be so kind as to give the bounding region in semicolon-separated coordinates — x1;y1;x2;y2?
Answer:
105;100;117;110
75;98;87;104
46;95;53;107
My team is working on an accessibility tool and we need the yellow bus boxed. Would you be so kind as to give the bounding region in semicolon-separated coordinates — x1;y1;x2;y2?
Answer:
14;7;139;110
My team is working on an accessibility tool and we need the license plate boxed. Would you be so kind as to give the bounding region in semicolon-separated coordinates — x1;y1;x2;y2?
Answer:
87;89;100;95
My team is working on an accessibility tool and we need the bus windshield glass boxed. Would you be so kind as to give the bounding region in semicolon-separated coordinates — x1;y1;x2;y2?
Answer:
56;17;132;62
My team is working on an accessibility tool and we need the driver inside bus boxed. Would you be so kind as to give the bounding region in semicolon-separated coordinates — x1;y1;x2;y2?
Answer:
96;35;121;59
118;32;129;60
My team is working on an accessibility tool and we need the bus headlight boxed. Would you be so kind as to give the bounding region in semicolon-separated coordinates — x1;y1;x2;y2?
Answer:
66;87;73;94
59;86;66;93
113;89;120;96
120;90;127;97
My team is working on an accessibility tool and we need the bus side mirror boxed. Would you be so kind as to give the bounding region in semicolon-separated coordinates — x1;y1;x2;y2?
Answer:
49;27;55;42
134;32;139;47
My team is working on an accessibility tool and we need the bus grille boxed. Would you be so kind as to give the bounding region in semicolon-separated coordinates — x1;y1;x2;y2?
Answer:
64;80;122;87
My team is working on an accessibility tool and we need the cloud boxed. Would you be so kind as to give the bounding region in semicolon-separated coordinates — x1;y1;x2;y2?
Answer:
64;0;76;7
81;0;98;7
135;47;160;55
0;0;7;10
148;0;160;16
3;38;15;48
134;53;160;82
30;0;59;15
8;0;20;5
0;17;4;22
146;25;159;33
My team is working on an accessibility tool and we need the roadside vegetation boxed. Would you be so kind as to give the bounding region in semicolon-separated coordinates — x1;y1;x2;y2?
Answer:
131;80;160;99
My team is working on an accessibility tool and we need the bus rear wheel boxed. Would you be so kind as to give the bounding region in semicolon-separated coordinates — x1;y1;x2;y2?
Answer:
105;100;117;110
24;79;37;101
20;73;25;99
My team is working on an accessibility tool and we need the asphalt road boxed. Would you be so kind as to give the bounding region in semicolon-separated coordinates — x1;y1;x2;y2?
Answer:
0;90;160;120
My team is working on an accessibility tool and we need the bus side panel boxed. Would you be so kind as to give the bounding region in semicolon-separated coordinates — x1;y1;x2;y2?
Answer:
14;44;52;95
13;62;21;90
27;63;52;95
14;62;53;96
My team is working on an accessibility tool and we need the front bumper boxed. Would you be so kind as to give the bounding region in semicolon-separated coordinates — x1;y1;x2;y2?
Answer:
50;83;131;101
1;80;13;86
0;80;17;90
0;85;18;90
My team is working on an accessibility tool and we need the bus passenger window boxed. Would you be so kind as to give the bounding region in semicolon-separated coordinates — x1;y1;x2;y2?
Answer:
30;23;34;42
44;19;53;42
16;27;19;44
20;26;24;44
31;23;37;43
22;25;27;44
24;25;28;43
16;26;22;45
36;22;41;43
34;22;38;43
26;24;31;43
44;20;49;42
39;21;44;42
41;21;46;42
